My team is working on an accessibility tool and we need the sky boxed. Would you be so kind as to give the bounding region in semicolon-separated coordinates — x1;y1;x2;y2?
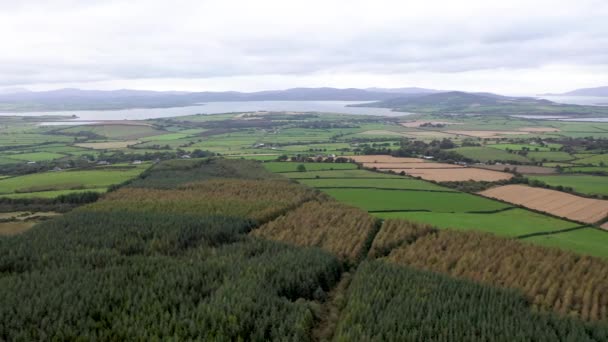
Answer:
1;0;607;95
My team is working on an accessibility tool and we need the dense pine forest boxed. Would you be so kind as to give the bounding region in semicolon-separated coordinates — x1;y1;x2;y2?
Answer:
1;158;608;340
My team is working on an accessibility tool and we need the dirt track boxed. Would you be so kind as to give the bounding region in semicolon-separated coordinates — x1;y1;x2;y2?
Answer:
480;184;608;224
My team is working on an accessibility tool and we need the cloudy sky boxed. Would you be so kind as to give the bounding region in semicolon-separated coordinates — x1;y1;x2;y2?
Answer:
1;0;607;95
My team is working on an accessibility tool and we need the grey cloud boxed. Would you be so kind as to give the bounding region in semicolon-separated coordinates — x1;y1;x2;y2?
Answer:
0;0;606;88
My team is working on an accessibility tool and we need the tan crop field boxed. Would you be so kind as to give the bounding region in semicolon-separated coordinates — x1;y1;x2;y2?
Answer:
351;155;512;181
480;184;608;224
364;162;463;169
403;168;513;182
601;222;608;230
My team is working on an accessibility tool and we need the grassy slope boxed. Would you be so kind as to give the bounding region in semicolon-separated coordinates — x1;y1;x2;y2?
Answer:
0;166;147;195
374;209;580;237
322;188;510;212
263;162;357;173
528;174;608;196
451;146;530;162
521;228;608;258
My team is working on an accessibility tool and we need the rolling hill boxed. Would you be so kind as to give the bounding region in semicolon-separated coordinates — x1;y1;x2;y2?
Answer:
355;91;608;116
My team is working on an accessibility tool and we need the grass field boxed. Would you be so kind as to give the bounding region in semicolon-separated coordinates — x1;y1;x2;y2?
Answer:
0;165;147;196
1;188;108;199
374;209;580;237
572;154;608;166
528;174;608;196
298;177;456;191
487;143;560;152
263;162;358;173
283;169;404;179
521;228;608;258
58;124;164;140
140;132;193;141
451;146;530;162
322;188;511;212
5;152;66;162
527;151;574;162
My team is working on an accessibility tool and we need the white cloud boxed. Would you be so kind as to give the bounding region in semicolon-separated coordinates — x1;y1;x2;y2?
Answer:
1;0;607;94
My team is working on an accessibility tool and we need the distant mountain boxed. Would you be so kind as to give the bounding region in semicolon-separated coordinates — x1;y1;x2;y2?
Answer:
544;86;608;97
0;87;30;95
361;91;551;108
0;87;434;112
356;91;608;117
365;87;442;94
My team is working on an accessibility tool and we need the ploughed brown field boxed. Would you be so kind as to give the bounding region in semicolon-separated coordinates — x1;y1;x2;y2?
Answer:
480;184;608;224
350;155;512;182
474;164;556;174
601;222;608;230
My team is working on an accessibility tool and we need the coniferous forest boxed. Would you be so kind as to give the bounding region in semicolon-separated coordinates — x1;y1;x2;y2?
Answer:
1;158;608;340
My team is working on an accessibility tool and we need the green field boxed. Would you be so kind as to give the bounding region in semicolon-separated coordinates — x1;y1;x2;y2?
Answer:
140;132;193;141
451;146;529;162
58;124;165;139
528;174;608;196
0;165;147;197
374;209;580;237
527;151;574;162
226;154;280;161
322;188;510;212
521;228;608;258
1;188;108;199
298;177;455;192
488;143;560;152
283;169;403;179
263;162;357;173
4;152;66;162
572;154;608;166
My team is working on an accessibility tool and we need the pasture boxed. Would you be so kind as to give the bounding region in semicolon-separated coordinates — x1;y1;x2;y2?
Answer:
528;174;608;196
374;209;580;237
321;188;511;212
522;228;608;258
298;177;455;191
0;165;147;197
451;146;530;163
263;162;357;173
527;151;574;162
58;124;164;140
5;152;66;162
284;169;403;179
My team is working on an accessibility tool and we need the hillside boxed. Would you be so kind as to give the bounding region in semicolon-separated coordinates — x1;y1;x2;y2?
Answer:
547;86;608;97
0;87;428;112
356;91;608;116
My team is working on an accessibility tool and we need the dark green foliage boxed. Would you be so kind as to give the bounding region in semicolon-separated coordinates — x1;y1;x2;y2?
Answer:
0;191;100;213
0;158;343;340
335;261;608;341
129;158;279;188
0;238;340;341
